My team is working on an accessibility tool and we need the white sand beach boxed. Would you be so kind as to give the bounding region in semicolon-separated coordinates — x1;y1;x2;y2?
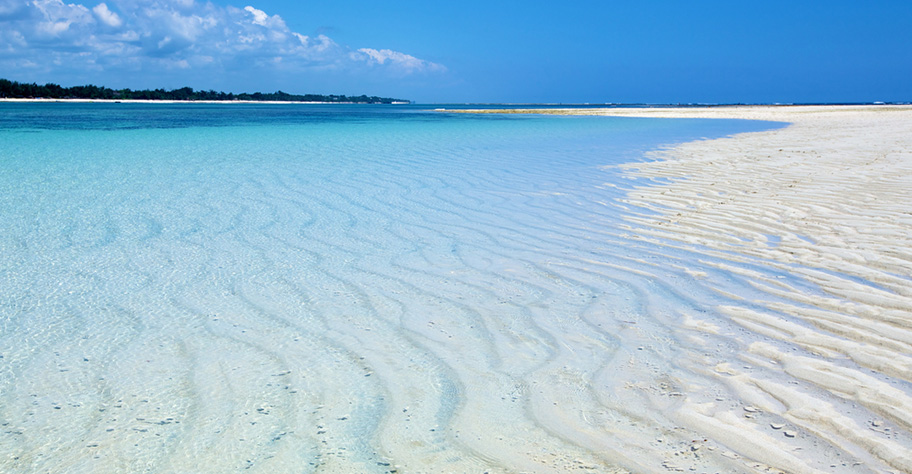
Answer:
0;98;374;104
464;105;912;472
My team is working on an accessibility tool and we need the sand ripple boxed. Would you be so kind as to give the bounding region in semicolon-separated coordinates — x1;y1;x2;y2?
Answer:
3;107;910;473
614;106;912;473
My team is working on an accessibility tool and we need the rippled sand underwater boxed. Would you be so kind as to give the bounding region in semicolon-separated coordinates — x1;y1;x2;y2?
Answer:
1;104;876;473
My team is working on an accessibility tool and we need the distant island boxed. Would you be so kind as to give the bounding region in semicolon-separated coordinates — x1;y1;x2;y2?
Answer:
0;78;408;104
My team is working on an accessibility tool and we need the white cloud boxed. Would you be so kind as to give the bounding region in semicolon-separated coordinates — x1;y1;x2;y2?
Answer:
0;29;27;49
293;34;336;57
31;0;94;38
93;3;121;28
243;6;268;26
0;0;446;85
355;48;446;74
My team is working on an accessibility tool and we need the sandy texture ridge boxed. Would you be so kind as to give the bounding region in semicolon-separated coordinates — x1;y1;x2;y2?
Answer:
609;106;912;473
455;105;912;472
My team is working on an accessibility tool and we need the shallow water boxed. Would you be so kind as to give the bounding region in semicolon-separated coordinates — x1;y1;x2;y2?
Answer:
0;103;848;473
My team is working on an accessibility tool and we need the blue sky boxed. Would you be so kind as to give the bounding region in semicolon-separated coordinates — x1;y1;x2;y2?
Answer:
2;0;910;103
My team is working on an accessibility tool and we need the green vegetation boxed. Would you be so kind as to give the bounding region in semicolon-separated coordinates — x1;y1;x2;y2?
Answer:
0;78;408;104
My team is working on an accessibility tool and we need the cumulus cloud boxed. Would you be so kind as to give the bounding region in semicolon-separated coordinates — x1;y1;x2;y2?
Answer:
0;0;445;85
92;3;121;28
31;0;94;39
355;48;446;74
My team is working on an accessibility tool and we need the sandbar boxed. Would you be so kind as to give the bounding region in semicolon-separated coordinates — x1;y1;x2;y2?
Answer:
451;105;912;472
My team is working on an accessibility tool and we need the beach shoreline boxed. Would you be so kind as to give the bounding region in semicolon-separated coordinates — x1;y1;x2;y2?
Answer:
3;103;911;473
507;104;912;472
0;98;410;105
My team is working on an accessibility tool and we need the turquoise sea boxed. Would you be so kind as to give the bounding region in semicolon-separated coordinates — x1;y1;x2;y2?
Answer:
1;103;801;472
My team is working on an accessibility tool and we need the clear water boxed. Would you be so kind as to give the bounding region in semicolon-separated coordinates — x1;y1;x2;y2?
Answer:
1;103;790;473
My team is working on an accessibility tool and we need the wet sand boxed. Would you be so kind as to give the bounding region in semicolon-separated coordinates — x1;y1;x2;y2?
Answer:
466;105;912;472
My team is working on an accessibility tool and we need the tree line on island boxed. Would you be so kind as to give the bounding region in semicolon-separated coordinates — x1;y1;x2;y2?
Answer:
0;78;408;104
